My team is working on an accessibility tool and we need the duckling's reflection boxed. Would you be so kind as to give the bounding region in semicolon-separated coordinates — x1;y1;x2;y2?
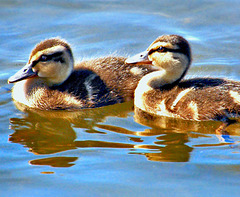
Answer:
9;102;134;167
9;101;239;167
97;123;194;162
131;108;239;162
98;115;194;162
9;113;76;155
133;132;193;162
134;107;240;139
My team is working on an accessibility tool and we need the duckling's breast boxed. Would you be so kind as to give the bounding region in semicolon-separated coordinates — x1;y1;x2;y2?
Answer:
12;79;32;107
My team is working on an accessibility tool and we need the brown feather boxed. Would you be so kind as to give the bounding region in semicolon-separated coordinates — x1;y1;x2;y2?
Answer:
79;56;158;101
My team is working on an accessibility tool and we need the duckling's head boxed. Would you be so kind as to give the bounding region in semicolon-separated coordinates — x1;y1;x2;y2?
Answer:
8;38;74;86
125;35;192;83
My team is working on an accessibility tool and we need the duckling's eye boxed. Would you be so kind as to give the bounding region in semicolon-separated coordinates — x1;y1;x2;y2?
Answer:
39;55;48;62
157;46;165;52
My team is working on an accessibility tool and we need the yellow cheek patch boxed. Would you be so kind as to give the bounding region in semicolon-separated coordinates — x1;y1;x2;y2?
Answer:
148;52;167;64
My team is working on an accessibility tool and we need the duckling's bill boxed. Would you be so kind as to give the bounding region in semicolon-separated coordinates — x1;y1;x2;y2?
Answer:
125;50;152;65
8;63;37;83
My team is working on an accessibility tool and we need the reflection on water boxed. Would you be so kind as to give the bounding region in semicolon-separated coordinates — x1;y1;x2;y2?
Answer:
30;157;78;168
9;115;76;155
9;101;133;146
133;132;193;162
9;102;134;167
136;106;240;144
9;99;240;166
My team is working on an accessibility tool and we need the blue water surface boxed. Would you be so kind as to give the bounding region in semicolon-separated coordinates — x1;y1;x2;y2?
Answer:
1;0;240;196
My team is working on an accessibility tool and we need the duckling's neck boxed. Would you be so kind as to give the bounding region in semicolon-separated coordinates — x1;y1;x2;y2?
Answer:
139;69;181;90
44;77;66;87
43;69;73;87
134;69;184;111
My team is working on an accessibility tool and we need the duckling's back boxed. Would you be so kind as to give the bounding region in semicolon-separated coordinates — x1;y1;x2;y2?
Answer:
139;78;240;121
78;56;158;101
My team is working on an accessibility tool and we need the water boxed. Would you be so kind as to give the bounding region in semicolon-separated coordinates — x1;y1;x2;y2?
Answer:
1;0;240;196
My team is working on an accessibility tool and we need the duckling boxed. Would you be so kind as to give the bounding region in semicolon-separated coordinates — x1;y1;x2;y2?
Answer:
8;38;157;110
125;34;240;134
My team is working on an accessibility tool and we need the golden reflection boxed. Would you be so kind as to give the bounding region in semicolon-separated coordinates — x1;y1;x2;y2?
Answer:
9;101;134;153
134;108;217;134
131;130;193;162
132;108;240;162
41;171;55;174
8;100;240;166
97;116;196;162
75;140;133;148
30;157;78;167
9;102;137;167
9;114;76;154
134;107;240;136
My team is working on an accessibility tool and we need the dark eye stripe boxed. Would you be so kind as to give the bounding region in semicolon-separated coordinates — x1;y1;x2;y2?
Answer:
48;52;63;59
39;51;64;62
31;51;64;67
148;47;183;55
